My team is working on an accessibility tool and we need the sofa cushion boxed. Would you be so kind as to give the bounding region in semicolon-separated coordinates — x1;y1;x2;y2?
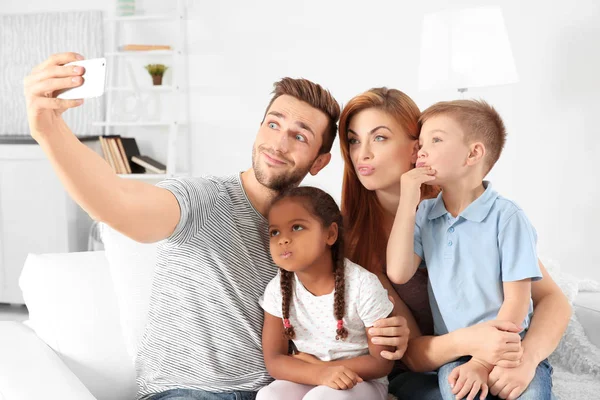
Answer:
19;251;136;400
101;223;160;361
0;321;96;400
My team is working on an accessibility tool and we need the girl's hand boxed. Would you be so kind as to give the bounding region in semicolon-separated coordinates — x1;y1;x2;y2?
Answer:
319;366;363;390
487;358;538;400
399;167;436;211
461;320;523;367
292;352;323;365
449;358;492;400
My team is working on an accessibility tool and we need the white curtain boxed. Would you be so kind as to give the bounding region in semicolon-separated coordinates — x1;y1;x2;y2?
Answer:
0;10;104;137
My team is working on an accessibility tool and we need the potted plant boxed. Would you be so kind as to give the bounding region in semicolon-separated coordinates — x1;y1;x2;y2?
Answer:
144;64;168;85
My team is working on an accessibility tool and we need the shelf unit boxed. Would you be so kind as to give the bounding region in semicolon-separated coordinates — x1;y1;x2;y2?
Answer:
97;0;189;179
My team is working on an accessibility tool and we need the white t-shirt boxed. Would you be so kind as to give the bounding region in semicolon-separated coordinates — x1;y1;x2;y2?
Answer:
259;259;394;384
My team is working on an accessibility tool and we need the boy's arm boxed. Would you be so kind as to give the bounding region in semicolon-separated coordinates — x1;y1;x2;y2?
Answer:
497;279;533;327
387;167;435;284
386;204;422;284
24;53;180;243
262;312;326;385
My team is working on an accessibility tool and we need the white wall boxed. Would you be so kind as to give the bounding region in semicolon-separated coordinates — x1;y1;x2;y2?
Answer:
183;0;600;282
4;0;599;281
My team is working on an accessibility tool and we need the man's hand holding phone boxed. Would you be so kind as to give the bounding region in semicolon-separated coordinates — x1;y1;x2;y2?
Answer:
23;53;106;141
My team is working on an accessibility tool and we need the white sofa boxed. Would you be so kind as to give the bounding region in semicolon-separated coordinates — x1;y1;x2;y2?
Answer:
0;226;599;400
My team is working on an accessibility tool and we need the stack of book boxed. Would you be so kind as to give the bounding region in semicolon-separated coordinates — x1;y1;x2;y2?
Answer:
99;135;167;175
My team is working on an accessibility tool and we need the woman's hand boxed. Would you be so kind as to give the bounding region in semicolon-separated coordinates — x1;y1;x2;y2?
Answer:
23;52;86;140
449;358;492;400
399;167;436;211
368;314;410;360
319;365;363;390
487;358;538;400
461;320;523;367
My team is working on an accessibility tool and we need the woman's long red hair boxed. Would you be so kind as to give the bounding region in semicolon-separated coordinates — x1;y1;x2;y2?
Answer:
339;88;438;273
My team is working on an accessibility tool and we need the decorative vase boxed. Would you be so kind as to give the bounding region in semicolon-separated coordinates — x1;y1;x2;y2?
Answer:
152;75;163;85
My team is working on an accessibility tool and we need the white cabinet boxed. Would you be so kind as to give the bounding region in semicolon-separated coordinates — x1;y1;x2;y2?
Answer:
0;144;71;304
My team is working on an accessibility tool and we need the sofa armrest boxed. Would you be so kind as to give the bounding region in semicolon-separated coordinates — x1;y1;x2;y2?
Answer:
574;292;600;348
0;321;96;400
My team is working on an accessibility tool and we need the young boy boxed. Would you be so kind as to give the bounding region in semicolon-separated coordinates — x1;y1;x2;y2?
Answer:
386;100;548;400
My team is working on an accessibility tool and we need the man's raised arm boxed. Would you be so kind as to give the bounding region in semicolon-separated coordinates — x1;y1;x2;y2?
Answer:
24;52;179;243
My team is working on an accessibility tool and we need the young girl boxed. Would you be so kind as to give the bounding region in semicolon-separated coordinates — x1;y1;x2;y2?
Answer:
256;186;395;400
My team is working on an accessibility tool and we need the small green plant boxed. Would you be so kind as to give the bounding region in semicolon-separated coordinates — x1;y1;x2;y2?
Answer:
144;64;169;76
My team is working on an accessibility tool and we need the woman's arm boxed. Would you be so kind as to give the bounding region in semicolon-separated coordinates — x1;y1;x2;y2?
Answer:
262;312;326;385
370;273;522;371
403;259;569;372
522;260;571;365
376;272;421;340
402;321;522;373
487;261;571;399
364;273;418;361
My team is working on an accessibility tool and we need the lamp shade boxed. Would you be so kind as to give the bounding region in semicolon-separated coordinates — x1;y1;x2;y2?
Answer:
418;6;519;92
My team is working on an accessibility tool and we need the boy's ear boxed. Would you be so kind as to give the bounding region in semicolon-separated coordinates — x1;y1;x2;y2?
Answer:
466;142;486;166
411;140;419;164
327;222;339;246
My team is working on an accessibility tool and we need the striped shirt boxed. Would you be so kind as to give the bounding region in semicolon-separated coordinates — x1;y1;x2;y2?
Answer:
136;174;277;398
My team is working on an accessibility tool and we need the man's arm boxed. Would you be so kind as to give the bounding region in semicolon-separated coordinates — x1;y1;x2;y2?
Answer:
497;279;532;327
24;52;180;243
36;126;179;242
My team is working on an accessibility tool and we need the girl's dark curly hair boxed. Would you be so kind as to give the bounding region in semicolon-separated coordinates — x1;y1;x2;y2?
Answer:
270;186;348;341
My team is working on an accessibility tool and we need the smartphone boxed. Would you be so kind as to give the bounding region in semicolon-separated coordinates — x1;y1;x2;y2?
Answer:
56;57;107;100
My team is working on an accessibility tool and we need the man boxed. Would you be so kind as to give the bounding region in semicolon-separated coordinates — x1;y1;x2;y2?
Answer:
24;52;409;400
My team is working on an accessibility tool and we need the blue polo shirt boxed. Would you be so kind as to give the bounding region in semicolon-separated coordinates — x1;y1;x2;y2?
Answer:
414;181;542;336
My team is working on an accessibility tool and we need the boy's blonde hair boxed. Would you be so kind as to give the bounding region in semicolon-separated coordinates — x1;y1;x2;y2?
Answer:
419;99;506;174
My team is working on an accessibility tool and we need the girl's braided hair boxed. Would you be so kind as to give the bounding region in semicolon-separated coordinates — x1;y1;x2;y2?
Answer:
271;186;348;341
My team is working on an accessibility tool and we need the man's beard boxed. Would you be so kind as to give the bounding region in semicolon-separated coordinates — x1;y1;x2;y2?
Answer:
252;145;311;192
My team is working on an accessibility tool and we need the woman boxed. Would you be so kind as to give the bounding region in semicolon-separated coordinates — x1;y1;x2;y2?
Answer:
339;87;570;399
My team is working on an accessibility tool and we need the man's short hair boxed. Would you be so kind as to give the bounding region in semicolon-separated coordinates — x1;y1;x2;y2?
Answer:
264;78;340;154
420;99;507;174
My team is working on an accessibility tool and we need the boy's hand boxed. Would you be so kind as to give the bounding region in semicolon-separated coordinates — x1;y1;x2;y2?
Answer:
319;365;363;390
449;358;492;400
399;167;436;211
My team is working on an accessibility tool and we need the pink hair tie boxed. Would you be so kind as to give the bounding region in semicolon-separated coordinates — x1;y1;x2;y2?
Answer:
337;320;344;330
283;319;291;329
